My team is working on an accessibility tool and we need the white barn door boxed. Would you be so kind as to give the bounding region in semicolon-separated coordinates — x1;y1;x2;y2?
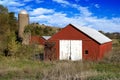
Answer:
59;40;82;61
59;40;70;60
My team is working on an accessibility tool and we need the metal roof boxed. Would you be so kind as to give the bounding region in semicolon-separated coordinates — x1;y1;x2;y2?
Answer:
42;36;51;40
19;10;28;14
71;24;112;44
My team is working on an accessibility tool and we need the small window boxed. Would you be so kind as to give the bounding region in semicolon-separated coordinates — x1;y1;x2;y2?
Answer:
85;50;88;54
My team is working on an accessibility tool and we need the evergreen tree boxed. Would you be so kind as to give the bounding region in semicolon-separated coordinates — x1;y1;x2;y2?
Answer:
7;31;20;56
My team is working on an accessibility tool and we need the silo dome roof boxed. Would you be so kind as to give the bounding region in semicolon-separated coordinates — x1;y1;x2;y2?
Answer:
19;10;28;14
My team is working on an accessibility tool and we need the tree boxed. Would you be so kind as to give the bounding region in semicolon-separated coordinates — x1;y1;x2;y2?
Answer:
8;12;18;31
0;5;9;38
0;5;8;14
6;31;20;56
0;5;9;26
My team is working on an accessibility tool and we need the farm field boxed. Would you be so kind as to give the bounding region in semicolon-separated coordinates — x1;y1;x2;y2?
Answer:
0;39;120;80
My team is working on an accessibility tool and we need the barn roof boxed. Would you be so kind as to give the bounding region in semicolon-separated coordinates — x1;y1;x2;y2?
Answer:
42;36;51;40
70;24;112;44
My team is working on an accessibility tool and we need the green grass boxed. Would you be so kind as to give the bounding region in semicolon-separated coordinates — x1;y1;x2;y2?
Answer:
0;39;120;80
92;63;120;72
0;57;120;80
0;57;54;80
88;62;120;80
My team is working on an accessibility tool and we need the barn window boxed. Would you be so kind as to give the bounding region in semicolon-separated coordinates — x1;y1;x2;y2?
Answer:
85;50;88;54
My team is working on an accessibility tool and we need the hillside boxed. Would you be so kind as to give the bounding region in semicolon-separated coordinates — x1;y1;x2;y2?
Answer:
24;23;61;36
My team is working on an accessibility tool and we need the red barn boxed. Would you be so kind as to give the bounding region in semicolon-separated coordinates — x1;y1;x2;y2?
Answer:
45;24;112;61
30;36;51;45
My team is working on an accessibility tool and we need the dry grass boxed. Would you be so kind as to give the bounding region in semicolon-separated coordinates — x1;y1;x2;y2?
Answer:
0;57;93;80
0;39;120;80
42;61;93;80
0;57;119;80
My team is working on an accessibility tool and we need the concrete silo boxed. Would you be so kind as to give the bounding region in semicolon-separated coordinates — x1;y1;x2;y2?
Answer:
18;10;29;39
18;10;30;44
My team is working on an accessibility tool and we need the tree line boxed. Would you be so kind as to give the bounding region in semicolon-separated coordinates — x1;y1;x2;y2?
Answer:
0;5;60;58
99;31;120;39
0;5;19;56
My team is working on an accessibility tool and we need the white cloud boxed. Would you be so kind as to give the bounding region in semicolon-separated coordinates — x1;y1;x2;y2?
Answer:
29;6;120;32
53;0;70;5
95;4;100;8
1;0;120;32
8;1;25;6
51;0;120;32
79;6;92;17
52;0;92;17
0;0;9;6
89;18;120;32
46;13;69;25
30;8;54;16
24;0;44;3
0;0;25;7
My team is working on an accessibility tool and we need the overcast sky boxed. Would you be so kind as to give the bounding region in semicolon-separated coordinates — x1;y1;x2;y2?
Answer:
0;0;120;32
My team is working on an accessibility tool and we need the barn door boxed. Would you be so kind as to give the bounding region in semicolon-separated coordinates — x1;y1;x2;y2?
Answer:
59;40;70;60
71;40;82;60
59;40;82;61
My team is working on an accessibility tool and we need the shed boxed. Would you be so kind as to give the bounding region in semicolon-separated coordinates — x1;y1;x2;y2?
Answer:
45;24;112;61
30;36;51;45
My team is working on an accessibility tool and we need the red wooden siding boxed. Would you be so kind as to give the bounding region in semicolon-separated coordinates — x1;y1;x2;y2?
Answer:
30;36;46;45
46;24;111;60
82;40;99;60
99;42;112;59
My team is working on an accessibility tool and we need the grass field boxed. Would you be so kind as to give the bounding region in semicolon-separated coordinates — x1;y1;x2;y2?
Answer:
0;57;120;80
0;39;120;80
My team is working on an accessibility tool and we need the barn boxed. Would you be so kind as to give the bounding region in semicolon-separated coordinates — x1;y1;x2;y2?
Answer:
30;36;51;45
44;24;112;61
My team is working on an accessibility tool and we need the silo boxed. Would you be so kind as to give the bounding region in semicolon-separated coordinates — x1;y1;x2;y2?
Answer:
18;10;29;39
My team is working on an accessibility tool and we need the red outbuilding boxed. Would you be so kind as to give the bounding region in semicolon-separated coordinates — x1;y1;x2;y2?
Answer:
30;36;51;45
44;24;112;61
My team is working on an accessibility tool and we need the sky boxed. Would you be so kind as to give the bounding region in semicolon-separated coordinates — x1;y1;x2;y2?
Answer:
0;0;120;32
